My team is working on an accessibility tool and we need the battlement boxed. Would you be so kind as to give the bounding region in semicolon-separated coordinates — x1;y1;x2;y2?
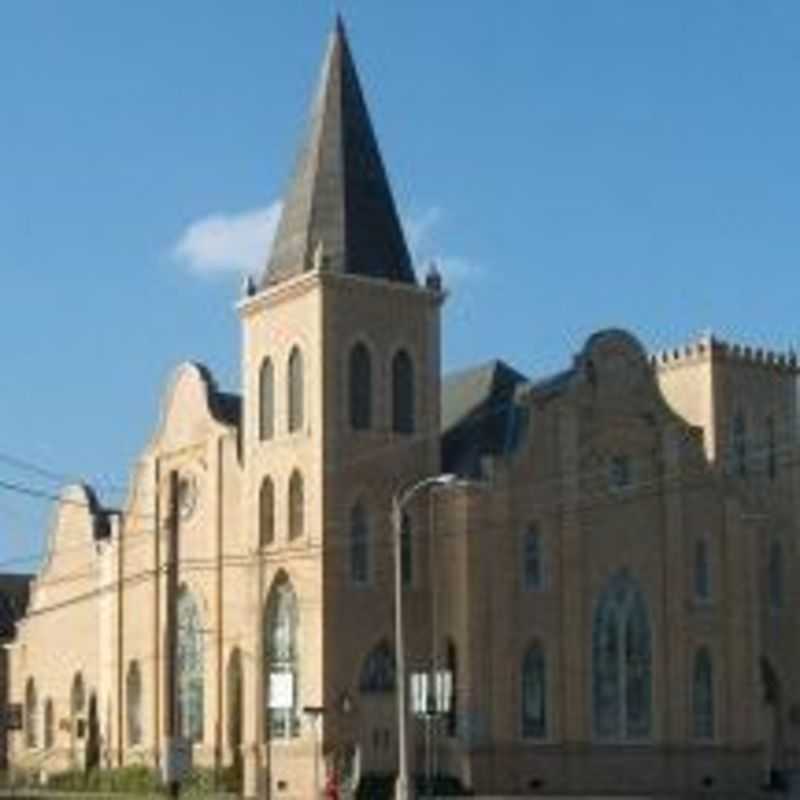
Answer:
649;334;798;373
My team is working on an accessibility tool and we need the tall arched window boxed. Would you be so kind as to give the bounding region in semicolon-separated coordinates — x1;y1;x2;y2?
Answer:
126;660;143;747
259;476;275;546
265;574;300;739
177;588;204;742
227;648;243;767
732;411;747;477
769;540;783;610
446;639;458;737
694;539;710;601
44;698;54;750
401;512;412;587
287;347;304;433
523;524;543;589
288;470;304;540
349;342;372;431
521;642;547;739
766;415;777;479
592;570;652;740
392;349;415;434
350;500;369;584
359;640;395;694
71;672;85;719
25;678;37;749
259;357;274;441
693;647;714;740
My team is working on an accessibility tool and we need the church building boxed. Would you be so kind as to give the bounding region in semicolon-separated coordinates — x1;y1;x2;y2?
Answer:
6;19;800;799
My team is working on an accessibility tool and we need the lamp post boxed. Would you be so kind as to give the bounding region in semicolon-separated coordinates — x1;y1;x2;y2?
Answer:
392;474;458;800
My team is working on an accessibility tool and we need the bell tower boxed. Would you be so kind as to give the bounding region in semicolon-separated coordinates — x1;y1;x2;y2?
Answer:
239;17;444;797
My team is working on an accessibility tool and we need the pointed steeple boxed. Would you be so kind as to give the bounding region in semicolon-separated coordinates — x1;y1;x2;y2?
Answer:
262;18;415;288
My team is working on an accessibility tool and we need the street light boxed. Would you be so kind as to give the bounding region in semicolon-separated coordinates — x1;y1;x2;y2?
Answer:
392;473;458;800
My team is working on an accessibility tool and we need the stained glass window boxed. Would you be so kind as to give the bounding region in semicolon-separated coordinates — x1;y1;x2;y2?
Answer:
524;525;543;589
288;347;304;433
350;500;369;584
359;641;395;693
592;571;651;740
259;357;274;440
693;647;714;739
265;575;300;739
177;588;204;742
522;642;546;739
392;350;414;434
126;660;143;747
350;343;372;431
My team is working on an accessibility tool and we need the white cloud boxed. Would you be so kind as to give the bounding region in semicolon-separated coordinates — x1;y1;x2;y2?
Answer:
172;202;282;277
403;206;482;284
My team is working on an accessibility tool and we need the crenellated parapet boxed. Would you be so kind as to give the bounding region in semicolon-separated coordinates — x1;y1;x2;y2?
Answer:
649;333;798;373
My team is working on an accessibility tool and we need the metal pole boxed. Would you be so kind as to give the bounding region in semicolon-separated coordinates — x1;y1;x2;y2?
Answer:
393;500;409;800
165;471;180;799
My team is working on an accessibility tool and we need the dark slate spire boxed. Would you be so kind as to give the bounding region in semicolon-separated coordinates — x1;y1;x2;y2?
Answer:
262;17;415;287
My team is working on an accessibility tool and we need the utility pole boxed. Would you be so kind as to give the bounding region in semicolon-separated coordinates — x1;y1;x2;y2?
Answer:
165;470;181;799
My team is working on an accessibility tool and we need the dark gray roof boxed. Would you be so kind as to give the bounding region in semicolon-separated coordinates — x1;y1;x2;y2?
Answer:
441;360;528;476
261;17;415;288
0;574;31;640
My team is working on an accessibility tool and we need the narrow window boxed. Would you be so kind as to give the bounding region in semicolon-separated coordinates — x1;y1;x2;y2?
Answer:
126;660;143;747
446;640;458;737
769;540;783;610
265;574;300;739
25;678;37;749
693;647;714;739
732;411;747;477
359;641;396;694
349;342;372;431
288;470;304;540
259;357;274;440
401;512;413;586
392;350;415;434
524;524;543;589
287;347;304;433
350;500;369;584
767;415;777;480
44;698;54;750
609;455;631;490
592;571;652;740
694;539;710;601
259;476;275;546
177;588;204;742
522;642;547;739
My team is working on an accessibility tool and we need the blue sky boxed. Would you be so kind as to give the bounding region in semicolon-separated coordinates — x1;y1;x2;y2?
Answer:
1;1;798;565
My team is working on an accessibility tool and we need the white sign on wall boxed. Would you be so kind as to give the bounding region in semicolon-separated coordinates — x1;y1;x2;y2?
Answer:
269;672;294;710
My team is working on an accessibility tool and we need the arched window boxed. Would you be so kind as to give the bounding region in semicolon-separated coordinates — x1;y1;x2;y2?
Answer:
769;540;783;610
693;647;714;740
401;512;412;587
288;470;304;540
592;570;652;740
259;357;274;441
264;574;300;739
44;698;54;749
287;347;304;433
25;677;37;749
349;342;372;431
177;588;204;742
523;524;543;589
694;539;710;601
446;639;458;737
359;641;395;694
259;477;275;546
767;415;777;479
732;411;747;477
522;642;547;739
71;672;85;718
126;660;143;747
227;648;244;760
392;350;415;434
350;500;369;584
